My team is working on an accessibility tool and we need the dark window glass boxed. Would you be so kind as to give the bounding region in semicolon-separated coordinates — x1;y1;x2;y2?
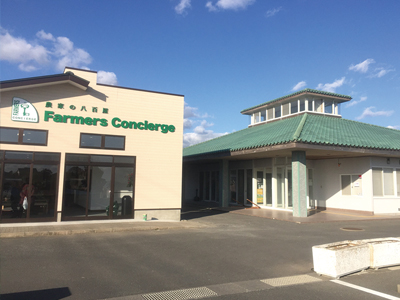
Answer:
275;106;281;118
80;134;101;148
66;154;89;163
91;155;113;163
0;128;19;143
5;151;33;160
114;156;135;164
23;130;47;145
105;135;124;150
291;101;298;114
34;153;60;162
300;100;305;111
0;127;47;146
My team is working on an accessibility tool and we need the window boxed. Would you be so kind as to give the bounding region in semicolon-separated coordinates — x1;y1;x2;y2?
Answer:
267;108;273;120
397;169;400;197
63;154;135;220
324;100;333;114
315;99;322;112
291;101;298;114
341;174;362;196
254;112;260;123
274;106;281;118
282;103;290;116
0;127;47;146
299;100;305;112
308;100;313;111
260;110;266;122
373;168;395;196
80;133;125;150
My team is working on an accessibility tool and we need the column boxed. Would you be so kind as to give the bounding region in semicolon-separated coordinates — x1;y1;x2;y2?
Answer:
292;151;308;217
220;159;230;208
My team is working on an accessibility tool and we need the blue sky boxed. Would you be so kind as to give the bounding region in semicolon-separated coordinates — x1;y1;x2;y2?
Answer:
1;0;399;147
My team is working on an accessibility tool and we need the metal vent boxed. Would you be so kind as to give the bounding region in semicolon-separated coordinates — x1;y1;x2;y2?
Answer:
141;287;217;300
261;274;321;287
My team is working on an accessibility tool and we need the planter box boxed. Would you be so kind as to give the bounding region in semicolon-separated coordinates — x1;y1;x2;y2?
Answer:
312;240;370;278
361;238;400;269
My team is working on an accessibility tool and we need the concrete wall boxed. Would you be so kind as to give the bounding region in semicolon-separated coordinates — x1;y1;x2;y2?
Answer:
1;68;184;220
313;157;373;213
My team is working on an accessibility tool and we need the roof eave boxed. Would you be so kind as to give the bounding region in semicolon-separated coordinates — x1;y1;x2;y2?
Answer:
0;73;89;92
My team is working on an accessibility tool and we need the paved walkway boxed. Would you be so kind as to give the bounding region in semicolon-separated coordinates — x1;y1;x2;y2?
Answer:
223;206;400;223
1;207;399;238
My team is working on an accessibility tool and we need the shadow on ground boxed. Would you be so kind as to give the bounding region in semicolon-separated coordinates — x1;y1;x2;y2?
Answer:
1;287;71;300
181;202;229;221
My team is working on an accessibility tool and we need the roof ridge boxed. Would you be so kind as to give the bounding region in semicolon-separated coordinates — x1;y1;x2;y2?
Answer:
292;113;308;140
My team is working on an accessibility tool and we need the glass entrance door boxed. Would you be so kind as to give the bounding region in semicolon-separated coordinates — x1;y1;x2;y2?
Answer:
62;154;135;220
286;168;292;208
276;167;285;208
256;171;264;205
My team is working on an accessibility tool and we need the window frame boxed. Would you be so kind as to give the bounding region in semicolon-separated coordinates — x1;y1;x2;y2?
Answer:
340;174;363;196
0;126;48;146
372;167;397;197
79;133;125;150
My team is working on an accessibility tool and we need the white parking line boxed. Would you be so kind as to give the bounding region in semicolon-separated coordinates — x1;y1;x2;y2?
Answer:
331;280;400;300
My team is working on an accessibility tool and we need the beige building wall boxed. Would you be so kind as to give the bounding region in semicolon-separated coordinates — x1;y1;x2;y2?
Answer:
0;68;184;221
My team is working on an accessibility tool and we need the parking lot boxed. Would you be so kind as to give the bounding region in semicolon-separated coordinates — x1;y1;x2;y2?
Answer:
1;208;399;300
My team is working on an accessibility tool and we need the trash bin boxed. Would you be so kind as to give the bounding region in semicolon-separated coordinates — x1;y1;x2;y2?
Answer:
121;195;132;216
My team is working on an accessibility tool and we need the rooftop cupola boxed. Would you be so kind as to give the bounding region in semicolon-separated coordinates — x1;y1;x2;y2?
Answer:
241;88;352;127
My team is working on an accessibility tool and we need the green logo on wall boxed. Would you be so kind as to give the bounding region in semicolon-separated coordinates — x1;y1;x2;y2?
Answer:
11;97;39;123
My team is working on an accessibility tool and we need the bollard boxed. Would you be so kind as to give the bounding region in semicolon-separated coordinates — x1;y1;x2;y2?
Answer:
397;284;400;294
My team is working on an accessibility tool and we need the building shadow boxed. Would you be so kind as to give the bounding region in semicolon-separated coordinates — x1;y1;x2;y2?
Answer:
1;287;71;300
181;202;228;220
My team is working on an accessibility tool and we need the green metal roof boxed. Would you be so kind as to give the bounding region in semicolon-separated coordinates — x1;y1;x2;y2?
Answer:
241;88;352;114
183;114;400;157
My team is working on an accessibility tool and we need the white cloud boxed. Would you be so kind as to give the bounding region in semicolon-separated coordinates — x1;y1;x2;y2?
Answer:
183;120;227;147
53;36;92;71
206;0;255;12
0;29;93;72
97;70;118;85
184;103;199;119
183;118;193;129
346;96;367;108
387;125;400;130
315;77;345;93
266;6;282;18
356;106;394;120
0;29;49;71
36;30;55;41
349;58;375;73
175;0;191;14
183;103;227;147
369;67;394;78
291;81;306;91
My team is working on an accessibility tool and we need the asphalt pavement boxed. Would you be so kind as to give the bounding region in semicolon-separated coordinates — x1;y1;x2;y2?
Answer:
1;208;400;300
